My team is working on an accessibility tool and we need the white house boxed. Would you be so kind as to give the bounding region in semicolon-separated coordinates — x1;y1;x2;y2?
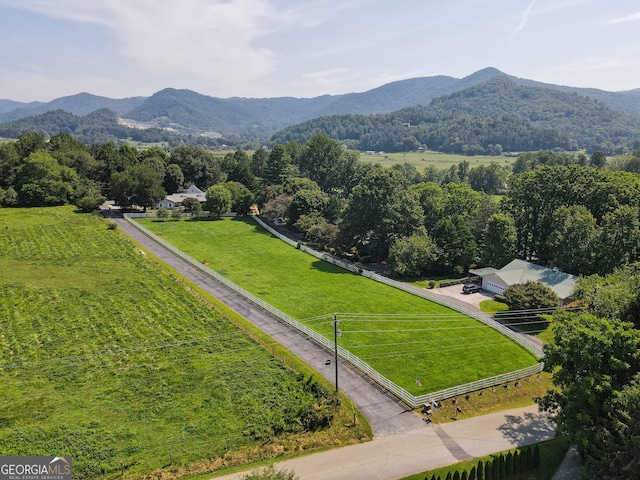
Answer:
469;259;579;304
156;185;206;210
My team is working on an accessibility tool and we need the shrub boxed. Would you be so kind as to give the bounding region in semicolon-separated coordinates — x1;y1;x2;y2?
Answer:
503;280;559;312
533;444;541;468
505;451;513;476
476;461;484;480
241;465;298;480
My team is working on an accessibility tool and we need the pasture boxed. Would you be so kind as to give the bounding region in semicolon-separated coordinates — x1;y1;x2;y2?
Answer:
138;217;538;395
358;150;515;170
0;207;368;479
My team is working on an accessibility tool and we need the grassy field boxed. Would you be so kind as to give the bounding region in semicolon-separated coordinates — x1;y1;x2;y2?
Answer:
137;217;539;396
0;207;369;479
359;150;515;170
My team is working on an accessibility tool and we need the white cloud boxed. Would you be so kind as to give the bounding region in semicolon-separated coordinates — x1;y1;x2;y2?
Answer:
607;11;640;24
512;1;536;39
2;0;283;94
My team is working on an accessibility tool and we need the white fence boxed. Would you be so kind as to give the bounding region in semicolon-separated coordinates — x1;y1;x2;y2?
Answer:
124;214;544;408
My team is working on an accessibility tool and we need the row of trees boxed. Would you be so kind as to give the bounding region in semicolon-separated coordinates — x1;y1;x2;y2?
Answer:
3;133;640;280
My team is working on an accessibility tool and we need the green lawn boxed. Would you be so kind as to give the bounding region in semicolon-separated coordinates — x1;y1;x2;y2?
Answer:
359;150;515;170
0;207;368;479
138;217;538;395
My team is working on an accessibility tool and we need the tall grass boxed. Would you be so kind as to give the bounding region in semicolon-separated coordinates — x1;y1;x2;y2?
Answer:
0;207;368;479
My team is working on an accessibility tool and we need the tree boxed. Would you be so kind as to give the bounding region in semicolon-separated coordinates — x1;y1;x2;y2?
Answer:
480;213;516;268
128;163;166;212
538;312;640;478
590;151;607;169
298;133;345;193
431;215;477;275
169;145;226;189
15;150;80;207
251;147;268;178
340;166;424;261
223;150;258;191
388;231;440;277
181;196;203;216
264;144;292;185
547;205;597;275
205;184;232;219
163;163;184;194
595;205;640;275
287;188;329;225
224;181;255;215
503;281;559;312
156;207;169;221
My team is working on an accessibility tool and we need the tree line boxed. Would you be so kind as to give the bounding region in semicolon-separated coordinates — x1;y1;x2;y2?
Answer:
2;132;640;280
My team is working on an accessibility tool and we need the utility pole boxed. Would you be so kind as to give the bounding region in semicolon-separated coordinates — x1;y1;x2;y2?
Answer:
333;314;340;393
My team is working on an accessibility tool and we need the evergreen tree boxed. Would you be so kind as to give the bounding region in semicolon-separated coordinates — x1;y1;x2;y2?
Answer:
499;454;506;479
469;466;476;480
533;445;541;469
476;461;484;480
505;452;513;476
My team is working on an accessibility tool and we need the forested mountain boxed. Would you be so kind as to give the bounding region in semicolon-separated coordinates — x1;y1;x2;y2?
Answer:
0;93;145;123
0;99;44;114
271;76;640;154
0;109;191;147
2;68;640;152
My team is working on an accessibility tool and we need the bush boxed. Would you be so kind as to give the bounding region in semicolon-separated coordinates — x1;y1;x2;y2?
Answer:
75;195;104;213
241;465;298;480
503;280;559;313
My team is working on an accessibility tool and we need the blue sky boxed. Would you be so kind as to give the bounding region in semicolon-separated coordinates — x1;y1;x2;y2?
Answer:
1;0;639;102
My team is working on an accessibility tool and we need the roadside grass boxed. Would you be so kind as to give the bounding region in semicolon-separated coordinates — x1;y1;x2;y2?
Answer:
427;372;553;423
400;437;570;480
0;207;370;480
137;217;539;396
359;150;514;170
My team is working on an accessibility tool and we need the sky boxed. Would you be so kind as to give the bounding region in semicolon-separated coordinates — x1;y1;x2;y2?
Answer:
1;0;640;102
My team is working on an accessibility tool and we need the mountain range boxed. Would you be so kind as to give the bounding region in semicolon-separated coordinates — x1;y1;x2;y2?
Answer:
2;67;640;153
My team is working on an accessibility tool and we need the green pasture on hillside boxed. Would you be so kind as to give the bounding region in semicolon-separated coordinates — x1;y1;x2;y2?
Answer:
0;207;367;479
138;217;538;395
359;150;515;170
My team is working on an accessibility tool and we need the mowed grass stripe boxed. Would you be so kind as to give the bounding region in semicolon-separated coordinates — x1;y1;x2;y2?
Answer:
138;217;537;394
0;207;367;479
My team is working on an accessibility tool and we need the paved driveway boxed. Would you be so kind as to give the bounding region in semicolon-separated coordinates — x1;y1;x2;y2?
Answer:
429;284;496;309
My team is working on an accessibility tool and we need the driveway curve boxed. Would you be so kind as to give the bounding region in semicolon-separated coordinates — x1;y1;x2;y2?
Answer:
111;216;424;436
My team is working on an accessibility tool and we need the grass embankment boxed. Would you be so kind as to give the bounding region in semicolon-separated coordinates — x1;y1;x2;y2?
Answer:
138;217;539;396
0;207;369;480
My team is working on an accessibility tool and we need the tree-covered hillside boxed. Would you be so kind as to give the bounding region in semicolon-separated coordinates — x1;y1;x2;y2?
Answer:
271;76;640;155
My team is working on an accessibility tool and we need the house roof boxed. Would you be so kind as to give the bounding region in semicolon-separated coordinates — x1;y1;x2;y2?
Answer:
492;259;579;300
469;267;499;276
164;185;206;204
